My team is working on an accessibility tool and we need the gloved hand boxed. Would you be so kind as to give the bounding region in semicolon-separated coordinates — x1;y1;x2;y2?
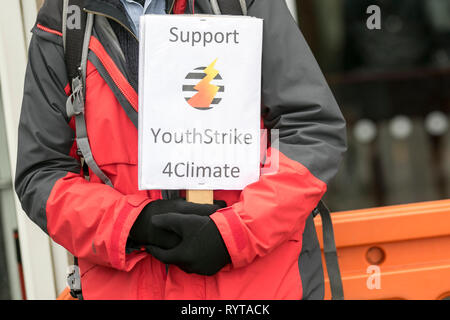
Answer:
146;213;231;276
128;199;226;250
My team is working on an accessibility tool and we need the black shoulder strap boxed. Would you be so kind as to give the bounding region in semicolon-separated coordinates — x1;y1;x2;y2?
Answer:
64;0;87;81
314;201;345;300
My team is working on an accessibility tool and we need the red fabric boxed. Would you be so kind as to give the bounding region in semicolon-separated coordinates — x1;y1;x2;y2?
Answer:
47;172;152;270
210;150;327;269
89;36;138;111
173;0;187;14
64;83;71;95
43;27;327;300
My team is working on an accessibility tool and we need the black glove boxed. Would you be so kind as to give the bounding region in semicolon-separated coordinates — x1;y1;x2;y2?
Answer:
128;199;226;250
146;213;231;276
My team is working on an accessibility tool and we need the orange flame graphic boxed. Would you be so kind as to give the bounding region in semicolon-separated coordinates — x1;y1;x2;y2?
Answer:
188;59;219;109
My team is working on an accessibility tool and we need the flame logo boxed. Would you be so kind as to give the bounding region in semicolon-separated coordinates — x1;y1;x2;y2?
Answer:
183;59;224;110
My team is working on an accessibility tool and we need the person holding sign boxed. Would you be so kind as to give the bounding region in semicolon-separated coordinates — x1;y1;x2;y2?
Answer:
15;0;346;300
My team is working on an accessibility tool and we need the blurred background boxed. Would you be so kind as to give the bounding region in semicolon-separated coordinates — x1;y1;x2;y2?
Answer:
298;0;450;300
297;0;450;211
0;0;449;300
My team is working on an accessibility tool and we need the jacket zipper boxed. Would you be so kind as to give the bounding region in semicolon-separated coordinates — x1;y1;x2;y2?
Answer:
84;8;139;41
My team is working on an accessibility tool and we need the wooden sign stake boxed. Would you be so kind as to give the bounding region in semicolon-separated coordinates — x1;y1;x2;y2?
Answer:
186;190;214;204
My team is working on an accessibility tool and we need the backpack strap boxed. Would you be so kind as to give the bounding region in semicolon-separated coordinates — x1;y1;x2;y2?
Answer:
314;201;345;300
64;0;87;82
63;0;113;188
63;0;113;300
210;0;247;15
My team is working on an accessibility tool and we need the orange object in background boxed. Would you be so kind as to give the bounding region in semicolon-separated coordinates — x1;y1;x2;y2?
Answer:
315;200;450;300
57;199;450;300
57;287;77;301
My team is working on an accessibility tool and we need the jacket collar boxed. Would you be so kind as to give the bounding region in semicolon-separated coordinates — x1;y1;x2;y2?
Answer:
84;0;135;35
84;0;181;37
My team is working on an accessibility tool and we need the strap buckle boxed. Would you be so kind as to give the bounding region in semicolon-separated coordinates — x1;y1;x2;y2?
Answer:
67;264;83;300
66;76;84;118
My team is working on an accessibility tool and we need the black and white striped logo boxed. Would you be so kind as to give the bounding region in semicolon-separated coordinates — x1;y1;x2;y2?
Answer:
183;66;224;110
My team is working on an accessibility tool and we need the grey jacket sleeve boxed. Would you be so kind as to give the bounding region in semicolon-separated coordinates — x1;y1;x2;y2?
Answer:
249;0;347;184
15;33;80;233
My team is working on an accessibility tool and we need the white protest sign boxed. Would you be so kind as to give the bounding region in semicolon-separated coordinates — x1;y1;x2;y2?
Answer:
139;15;263;190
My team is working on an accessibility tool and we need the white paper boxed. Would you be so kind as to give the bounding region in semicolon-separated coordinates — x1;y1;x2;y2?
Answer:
139;14;263;190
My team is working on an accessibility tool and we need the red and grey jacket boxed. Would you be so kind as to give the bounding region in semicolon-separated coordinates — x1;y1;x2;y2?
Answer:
15;0;347;300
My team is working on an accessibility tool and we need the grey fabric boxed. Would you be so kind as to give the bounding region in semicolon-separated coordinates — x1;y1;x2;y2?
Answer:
239;0;247;15
316;201;344;300
189;0;213;14
81;13;94;89
15;35;80;234
210;0;221;14
0;201;11;299
212;0;247;15
94;16;127;69
103;1;141;90
67;13;114;187
62;0;68;51
298;214;325;300
36;0;64;35
32;25;64;46
74;116;114;187
192;0;253;14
